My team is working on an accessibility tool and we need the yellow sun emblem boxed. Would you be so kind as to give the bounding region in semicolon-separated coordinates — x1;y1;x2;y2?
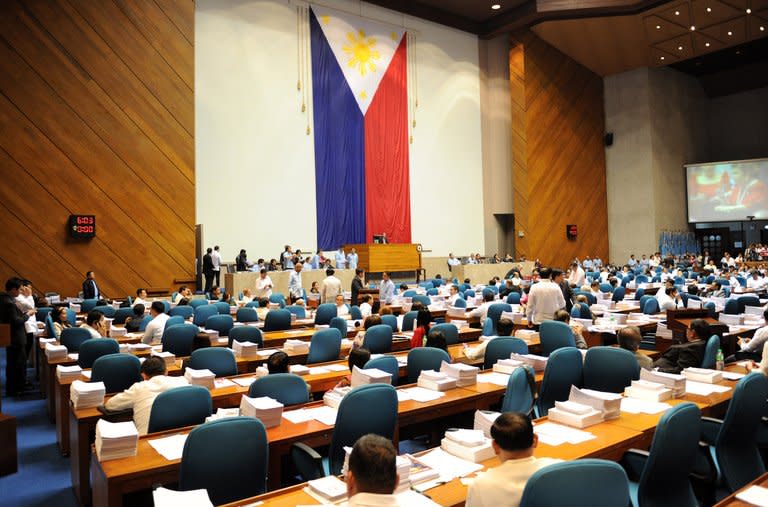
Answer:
343;29;380;76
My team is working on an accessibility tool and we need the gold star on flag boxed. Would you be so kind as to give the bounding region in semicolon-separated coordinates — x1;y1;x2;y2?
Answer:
360;90;367;100
321;15;330;25
391;31;399;41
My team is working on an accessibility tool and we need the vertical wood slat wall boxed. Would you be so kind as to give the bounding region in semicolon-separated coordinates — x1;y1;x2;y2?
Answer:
0;0;194;298
510;31;609;269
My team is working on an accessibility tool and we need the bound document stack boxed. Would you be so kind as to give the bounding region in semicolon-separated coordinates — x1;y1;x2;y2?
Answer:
232;340;259;358
568;386;622;419
45;343;68;361
493;358;524;374
118;343;129;354
441;429;495;463
71;380;106;409
239;396;283;428
284;339;309;354
323;386;351;409
624;379;672;402
56;365;83;382
510;353;548;372
473;410;501;438
151;350;176;367
447;306;467;318
184;368;215;389
201;329;220;341
417;370;457;391
440;361;478;386
514;329;540;343
255;365;269;378
547;400;604;429
306;476;347;503
394;455;414;493
289;364;310;375
683;367;723;384
128;343;151;352
350;365;392;387
95;419;139;461
640;369;686;397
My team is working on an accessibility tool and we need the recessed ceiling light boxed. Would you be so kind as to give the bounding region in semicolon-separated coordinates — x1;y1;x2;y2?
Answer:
656;24;661;29
675;10;680;15
705;42;711;47
660;56;665;60
746;8;752;13
761;26;765;31
706;7;711;12
491;3;501;9
678;45;683;50
690;25;696;31
727;31;733;36
736;50;741;54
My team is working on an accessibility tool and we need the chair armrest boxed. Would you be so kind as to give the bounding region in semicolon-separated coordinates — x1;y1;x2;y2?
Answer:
290;442;326;482
691;441;717;481
700;417;723;446
620;448;649;482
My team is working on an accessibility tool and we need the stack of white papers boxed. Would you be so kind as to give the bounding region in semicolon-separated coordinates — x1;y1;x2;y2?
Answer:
685;381;732;396
534;421;597;446
624;379;672;402
289;364;310;376
200;329;220;341
441;429;495;463
153;487;213;507
283;339;309;354
640;369;686;397
401;386;446;403
510;353;548;372
493;358;523;374
306;476;347;502
118;343;129;354
323;386;351;409
205;407;240;423
56;364;83;382
239;396;283;427
477;372;512;386
412;447;483;483
110;327;127;337
548;400;604;429
128;343;151;351
440;361;478;386
184;368;215;389
151;350;176;367
719;313;744;326
683;367;723;384
417;370;457;391
71;380;106;409
350;365;392;387
232;340;259;358
620;397;672;415
39;337;57;345
45;343;68;361
95;419;138;461
569;386;622;419
514;329;540;342
473;410;501;438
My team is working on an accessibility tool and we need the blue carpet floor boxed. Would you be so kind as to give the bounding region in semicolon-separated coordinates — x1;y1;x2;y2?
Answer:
0;349;78;507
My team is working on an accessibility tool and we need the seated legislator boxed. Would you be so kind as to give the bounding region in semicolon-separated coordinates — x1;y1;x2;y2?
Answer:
410;309;432;349
104;356;188;435
335;347;371;389
51;306;72;337
468;290;496;326
267;350;290;374
80;310;107;339
653;318;710;374
241;288;254;304
255;298;270;321
730;308;768;362
463;317;514;361
426;328;449;357
359;295;373;318
346;434;400;507
552;310;587;350
618;326;652;370
142;301;170;345
133;288;148;307
124;304;146;333
174;285;191;304
335;293;350;317
466;412;562;507
353;315;382;349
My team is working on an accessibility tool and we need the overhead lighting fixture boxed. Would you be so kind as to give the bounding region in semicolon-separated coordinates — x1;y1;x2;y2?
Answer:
705;42;710;47
675;10;680;15
491;3;501;9
761;26;765;31
746;8;752;13
690;25;696;31
660;56;665;60
706;7;712;12
678;45;683;50
656;24;661;29
727;30;733;36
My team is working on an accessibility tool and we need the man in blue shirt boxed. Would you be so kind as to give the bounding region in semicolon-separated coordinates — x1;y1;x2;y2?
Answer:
310;250;321;270
346;248;359;270
282;245;294;270
379;272;395;305
335;249;347;269
288;263;303;303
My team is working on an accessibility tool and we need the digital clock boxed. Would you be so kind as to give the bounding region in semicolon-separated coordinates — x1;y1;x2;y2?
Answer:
69;215;96;239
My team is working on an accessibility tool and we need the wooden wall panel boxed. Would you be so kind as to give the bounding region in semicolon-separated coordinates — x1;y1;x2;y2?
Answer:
0;0;194;297
511;31;609;269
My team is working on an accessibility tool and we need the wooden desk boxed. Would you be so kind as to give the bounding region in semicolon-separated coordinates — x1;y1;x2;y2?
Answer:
714;471;768;506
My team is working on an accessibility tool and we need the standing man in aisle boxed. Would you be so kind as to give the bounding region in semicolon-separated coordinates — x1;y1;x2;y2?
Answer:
212;245;222;287
347;247;359;270
202;247;215;293
379;272;395;305
1;278;32;396
351;268;365;306
288;262;304;304
82;271;102;300
335;248;347;269
320;268;343;304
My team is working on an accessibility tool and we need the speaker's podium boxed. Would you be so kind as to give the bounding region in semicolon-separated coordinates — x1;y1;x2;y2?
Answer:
344;243;422;278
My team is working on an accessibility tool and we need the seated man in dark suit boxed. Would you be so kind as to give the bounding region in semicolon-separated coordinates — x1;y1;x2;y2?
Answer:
653;318;710;373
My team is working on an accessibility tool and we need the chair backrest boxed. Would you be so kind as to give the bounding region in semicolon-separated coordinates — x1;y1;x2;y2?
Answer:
269;293;287;308
583;347;640;393
643;298;660;315
326;317;345;339
60;327;93;352
349;305;363;320
45;314;57;339
406;347;451;383
704;301;717;318
165;315;185;329
160;301;171;313
519;459;629;507
482;317;494;336
412;295;431;306
539;321;576;357
179;417;268;505
285;305;306;319
307;328;342;364
575;291;597;305
738;296;761;314
419;281;434;289
453;297;468;308
213;301;230;315
169;305;194;319
463;289;475;299
612;286;626;302
501;366;536;415
189;299;209;309
638;295;653;312
91;354;142;393
716;373;768;492
328;384;398;475
401;311;418;331
81;299;99;313
430;323;459;345
506;292;521;304
364;356;399;386
426;288;438;296
723;299;740;315
147;385;212;433
599;283;613;293
228;326;263;348
634;287;645;301
362;324;393;354
483;337;529;370
403;290;418;298
311;304;334;327
487;303;513;334
538;347;583;416
264;309;292;331
380;314;398;332
235;307;259;323
205;314;234;337
701;335;720;369
112;307;134;325
161;323;199;356
189;348;237;377
248;373;309;406
637;402;702;507
78;338;119;368
193;305;219;326
137;314;152;332
570;303;591;320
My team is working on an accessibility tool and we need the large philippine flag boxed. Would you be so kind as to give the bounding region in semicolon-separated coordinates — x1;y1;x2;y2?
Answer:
310;6;411;250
